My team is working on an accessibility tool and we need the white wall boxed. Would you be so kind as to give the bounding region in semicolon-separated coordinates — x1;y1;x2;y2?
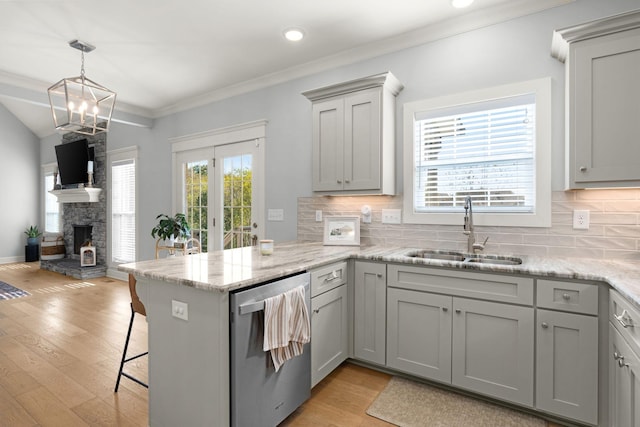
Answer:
33;0;640;262
0;104;40;262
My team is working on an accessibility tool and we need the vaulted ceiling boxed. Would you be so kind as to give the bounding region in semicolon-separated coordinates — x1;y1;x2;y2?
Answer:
0;0;570;137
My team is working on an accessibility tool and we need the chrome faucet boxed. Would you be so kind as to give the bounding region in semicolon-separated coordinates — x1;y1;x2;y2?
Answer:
463;196;488;253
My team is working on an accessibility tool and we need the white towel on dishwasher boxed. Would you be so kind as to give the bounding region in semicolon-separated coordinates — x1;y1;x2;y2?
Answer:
263;285;310;372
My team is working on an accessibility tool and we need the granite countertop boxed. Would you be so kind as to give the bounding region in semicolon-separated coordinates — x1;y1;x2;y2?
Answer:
119;241;640;307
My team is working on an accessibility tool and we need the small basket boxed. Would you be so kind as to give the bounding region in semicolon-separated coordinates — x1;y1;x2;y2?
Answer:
41;236;65;260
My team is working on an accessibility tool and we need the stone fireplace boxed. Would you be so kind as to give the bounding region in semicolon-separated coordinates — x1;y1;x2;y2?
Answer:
40;132;107;279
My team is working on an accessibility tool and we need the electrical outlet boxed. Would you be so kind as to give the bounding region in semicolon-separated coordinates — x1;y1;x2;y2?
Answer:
315;210;322;222
172;300;188;321
573;210;590;230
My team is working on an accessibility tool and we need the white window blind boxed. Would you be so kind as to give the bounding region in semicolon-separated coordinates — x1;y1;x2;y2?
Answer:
44;173;60;233
414;94;535;214
111;158;136;264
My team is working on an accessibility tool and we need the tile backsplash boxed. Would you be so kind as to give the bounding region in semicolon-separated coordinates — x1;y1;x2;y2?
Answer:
297;189;640;260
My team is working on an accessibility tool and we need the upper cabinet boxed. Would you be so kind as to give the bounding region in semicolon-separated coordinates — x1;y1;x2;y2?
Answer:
303;72;403;195
552;10;640;189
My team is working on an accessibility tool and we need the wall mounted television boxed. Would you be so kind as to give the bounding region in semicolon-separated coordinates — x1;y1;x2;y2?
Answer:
54;139;95;188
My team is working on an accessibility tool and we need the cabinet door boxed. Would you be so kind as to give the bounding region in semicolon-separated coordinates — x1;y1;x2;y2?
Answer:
610;324;640;427
344;89;381;191
452;298;534;406
387;288;451;383
354;261;386;365
536;309;598;424
311;285;348;387
312;98;344;191
570;28;640;186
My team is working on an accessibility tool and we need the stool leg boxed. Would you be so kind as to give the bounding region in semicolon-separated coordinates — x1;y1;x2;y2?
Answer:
115;303;135;392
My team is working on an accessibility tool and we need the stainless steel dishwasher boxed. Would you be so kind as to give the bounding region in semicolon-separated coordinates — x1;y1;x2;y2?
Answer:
230;272;311;427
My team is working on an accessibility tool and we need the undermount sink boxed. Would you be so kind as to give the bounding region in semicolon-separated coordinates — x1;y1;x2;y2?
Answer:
404;250;466;262
404;250;522;266
464;256;523;266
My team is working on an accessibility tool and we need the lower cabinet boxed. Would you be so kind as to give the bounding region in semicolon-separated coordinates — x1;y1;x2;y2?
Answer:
387;288;452;383
452;297;534;407
610;289;640;427
354;261;386;365
536;309;598;424
311;284;348;387
387;287;534;407
610;325;640;427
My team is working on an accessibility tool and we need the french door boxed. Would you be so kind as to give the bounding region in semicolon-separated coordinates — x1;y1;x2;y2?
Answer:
174;127;264;252
213;140;263;250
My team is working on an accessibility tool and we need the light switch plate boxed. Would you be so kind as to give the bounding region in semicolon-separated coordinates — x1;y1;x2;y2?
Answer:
172;300;188;321
315;210;322;222
382;209;402;224
268;209;284;221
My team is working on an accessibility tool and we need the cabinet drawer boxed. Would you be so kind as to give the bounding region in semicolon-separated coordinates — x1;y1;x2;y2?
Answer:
311;261;348;297
388;264;533;306
537;280;598;315
610;289;640;354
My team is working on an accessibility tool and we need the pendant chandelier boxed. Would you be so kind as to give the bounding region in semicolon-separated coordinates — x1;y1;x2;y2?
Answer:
47;40;116;135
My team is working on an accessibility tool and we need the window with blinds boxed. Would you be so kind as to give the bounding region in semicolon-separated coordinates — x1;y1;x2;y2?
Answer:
403;78;551;227
44;173;61;233
111;158;136;264
414;94;535;213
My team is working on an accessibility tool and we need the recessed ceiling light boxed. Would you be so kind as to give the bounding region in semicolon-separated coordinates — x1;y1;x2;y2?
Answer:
451;0;474;8
284;28;305;42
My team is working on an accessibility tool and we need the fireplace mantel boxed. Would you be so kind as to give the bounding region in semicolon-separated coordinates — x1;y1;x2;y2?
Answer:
49;188;102;203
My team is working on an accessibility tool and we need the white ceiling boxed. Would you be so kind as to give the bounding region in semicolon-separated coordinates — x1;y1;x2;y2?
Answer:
0;0;571;138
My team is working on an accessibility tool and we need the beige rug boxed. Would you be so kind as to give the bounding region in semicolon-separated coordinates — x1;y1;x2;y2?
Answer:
366;377;546;427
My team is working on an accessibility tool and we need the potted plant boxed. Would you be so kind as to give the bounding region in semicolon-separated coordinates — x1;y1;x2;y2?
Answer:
151;213;191;247
24;225;42;246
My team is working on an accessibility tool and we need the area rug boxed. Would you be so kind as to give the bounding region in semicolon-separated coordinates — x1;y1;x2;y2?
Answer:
366;376;546;427
0;281;30;300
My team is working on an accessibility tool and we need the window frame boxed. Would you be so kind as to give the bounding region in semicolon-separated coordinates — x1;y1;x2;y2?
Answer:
402;78;551;227
41;162;63;234
107;146;138;279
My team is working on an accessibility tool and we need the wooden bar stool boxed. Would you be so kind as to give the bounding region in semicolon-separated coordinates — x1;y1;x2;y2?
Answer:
114;274;148;391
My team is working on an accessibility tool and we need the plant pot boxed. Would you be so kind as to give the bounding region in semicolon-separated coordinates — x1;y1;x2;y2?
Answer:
27;237;38;246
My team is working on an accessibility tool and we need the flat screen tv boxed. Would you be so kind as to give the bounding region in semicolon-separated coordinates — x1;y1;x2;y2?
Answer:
54;139;94;188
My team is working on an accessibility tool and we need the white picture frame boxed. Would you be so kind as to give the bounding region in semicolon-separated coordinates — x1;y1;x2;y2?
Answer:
323;216;360;246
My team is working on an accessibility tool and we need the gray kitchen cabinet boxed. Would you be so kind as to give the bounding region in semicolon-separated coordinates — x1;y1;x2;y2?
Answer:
610;325;640;427
552;11;640;189
354;261;386;365
311;284;348;387
536;309;599;425
452;297;534;407
386;287;452;383
610;289;640;427
303;72;403;195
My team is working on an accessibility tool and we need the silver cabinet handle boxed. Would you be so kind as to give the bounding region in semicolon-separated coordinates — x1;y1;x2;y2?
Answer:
442;307;448;312
579;166;587;172
562;293;570;300
337;179;342;184
376;274;383;278
455;309;461;314
541;322;549;329
313;308;320;314
345;179;350;183
324;271;340;283
615;309;634;328
619;359;630;368
614;351;624;360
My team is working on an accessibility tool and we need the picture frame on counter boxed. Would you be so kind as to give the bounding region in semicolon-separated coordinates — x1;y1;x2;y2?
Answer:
323;216;360;246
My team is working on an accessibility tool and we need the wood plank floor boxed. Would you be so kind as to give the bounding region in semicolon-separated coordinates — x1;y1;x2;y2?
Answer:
0;262;563;426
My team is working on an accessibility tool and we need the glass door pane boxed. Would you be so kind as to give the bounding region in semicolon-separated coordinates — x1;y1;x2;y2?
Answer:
184;160;208;252
223;154;252;249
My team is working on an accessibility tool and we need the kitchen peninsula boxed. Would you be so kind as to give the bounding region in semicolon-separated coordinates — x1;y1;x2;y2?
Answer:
120;241;640;426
